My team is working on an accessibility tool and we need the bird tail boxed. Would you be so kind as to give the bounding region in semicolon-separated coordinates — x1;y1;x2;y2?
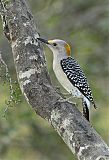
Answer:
82;100;89;121
93;102;97;109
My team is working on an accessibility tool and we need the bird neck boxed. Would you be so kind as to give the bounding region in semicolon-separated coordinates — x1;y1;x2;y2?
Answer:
52;50;68;63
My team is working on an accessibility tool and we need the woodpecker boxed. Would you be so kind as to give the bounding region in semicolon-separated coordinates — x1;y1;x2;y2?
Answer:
38;38;96;121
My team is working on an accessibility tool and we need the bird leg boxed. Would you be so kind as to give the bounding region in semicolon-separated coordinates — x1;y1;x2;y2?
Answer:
58;94;76;105
55;86;73;98
55;86;61;94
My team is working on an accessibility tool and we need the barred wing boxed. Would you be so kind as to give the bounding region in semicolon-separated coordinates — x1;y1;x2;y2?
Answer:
60;57;96;108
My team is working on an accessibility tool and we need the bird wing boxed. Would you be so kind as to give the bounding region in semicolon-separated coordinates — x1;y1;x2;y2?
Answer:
60;57;96;108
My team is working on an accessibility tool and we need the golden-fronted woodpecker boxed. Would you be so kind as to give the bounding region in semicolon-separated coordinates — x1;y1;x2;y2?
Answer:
38;38;96;121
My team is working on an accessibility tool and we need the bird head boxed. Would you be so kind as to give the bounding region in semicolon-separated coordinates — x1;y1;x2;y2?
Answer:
38;38;71;58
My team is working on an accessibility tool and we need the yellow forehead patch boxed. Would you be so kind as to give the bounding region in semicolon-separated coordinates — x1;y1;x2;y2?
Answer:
48;40;53;44
65;43;71;56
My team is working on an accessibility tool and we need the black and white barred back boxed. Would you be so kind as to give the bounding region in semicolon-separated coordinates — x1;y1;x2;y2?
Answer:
60;57;96;109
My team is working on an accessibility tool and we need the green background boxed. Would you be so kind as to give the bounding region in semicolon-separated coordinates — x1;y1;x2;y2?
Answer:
0;0;109;159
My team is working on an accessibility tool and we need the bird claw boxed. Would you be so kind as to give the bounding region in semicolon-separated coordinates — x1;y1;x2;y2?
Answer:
58;97;76;105
55;86;61;94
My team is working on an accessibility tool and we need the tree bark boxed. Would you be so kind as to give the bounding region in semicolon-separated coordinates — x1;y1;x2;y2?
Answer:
0;0;109;159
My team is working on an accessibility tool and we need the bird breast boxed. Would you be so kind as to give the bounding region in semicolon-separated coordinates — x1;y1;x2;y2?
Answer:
53;60;82;98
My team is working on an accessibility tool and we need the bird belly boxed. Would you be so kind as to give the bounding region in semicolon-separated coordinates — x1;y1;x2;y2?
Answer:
53;63;83;98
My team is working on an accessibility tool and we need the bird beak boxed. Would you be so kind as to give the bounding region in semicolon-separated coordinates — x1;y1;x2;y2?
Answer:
37;38;50;45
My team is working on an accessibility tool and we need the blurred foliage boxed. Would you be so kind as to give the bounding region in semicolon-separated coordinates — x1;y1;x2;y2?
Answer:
0;0;109;159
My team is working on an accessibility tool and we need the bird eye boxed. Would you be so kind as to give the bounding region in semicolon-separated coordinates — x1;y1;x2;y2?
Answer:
53;43;57;46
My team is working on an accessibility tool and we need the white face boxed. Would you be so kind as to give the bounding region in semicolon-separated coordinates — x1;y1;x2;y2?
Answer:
46;39;71;58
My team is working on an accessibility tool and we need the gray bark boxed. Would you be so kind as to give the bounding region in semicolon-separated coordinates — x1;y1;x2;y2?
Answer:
0;0;109;159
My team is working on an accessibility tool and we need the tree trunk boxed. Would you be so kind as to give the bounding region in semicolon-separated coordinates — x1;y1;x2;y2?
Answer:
0;0;109;159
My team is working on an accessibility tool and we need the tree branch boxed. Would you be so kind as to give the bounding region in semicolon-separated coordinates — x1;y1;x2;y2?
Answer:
0;0;109;159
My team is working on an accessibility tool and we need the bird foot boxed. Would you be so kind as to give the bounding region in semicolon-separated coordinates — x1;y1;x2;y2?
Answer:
58;97;76;105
